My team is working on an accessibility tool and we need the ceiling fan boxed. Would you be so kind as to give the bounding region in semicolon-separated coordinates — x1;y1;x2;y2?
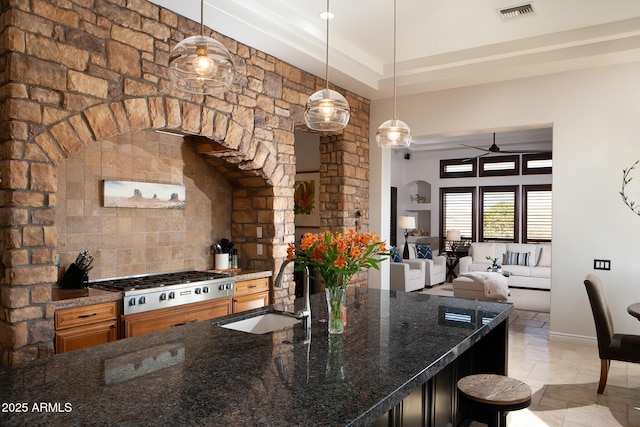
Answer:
461;133;551;161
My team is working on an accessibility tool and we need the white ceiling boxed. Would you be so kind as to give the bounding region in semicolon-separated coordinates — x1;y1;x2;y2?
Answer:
149;0;640;149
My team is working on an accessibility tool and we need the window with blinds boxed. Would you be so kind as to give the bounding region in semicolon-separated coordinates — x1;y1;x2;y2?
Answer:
440;187;475;242
524;185;552;242
480;186;519;241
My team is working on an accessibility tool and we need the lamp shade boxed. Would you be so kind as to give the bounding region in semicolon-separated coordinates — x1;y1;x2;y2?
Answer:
446;230;461;241
376;118;412;148
168;35;235;95
398;215;416;230
304;88;350;132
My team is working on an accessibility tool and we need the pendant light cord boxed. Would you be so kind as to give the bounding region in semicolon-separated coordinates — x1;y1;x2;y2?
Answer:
392;0;397;120
325;0;330;90
200;0;204;36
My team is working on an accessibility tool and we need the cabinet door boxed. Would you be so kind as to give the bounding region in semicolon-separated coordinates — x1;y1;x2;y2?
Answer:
55;321;117;354
233;291;269;313
123;297;232;338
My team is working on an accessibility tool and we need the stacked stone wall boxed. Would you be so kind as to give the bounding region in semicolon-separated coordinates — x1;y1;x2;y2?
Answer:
0;0;370;365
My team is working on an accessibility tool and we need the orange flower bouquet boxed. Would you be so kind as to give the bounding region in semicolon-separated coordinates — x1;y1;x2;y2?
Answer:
287;230;388;334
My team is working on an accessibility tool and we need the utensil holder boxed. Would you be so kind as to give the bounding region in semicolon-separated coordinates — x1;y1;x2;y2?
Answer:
215;254;229;270
59;263;89;289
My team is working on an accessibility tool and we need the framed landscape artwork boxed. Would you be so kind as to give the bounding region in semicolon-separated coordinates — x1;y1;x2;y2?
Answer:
103;180;185;209
294;172;320;227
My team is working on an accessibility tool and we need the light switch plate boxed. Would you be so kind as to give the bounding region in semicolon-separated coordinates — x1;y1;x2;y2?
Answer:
257;244;263;255
593;259;611;270
257;226;262;238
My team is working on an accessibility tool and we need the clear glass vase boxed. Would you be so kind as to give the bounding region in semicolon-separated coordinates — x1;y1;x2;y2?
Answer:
325;286;346;334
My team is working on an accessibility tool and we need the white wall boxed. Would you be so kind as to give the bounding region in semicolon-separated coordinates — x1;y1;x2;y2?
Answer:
370;61;640;342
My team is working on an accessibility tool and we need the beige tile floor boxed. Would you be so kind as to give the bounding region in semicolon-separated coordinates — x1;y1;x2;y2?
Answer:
470;310;640;427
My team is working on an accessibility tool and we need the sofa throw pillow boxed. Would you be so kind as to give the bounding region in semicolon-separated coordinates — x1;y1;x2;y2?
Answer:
416;244;433;260
504;250;530;266
390;246;403;263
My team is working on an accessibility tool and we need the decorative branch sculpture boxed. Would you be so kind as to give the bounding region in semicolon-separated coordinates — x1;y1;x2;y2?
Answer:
620;160;640;216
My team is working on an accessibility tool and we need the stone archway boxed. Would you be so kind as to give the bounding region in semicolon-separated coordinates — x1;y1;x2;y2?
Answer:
0;0;370;366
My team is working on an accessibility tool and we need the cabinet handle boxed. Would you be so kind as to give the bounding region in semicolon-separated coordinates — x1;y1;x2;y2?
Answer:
78;313;97;318
248;285;257;289
171;320;197;328
110;323;117;329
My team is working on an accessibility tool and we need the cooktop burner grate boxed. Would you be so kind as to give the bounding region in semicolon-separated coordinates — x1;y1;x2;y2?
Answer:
91;271;230;292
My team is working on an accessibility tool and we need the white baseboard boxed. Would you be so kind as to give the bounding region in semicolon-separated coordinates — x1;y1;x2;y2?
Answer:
548;331;597;346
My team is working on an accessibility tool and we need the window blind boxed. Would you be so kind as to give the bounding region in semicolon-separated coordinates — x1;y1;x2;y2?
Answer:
525;188;552;241
442;191;473;238
482;189;516;240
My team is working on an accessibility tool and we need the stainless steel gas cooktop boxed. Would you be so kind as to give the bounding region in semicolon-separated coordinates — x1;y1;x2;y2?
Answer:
91;270;235;315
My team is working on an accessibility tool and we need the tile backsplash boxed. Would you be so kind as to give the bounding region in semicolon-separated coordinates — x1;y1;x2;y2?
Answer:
55;130;232;281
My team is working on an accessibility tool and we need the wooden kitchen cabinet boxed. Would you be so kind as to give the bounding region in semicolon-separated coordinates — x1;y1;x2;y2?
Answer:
55;301;119;354
122;297;232;338
233;277;270;313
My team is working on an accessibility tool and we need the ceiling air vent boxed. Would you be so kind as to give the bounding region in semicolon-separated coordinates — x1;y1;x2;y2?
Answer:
497;3;535;21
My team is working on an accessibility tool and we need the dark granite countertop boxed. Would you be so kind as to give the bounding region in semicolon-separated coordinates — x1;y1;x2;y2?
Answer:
1;289;512;427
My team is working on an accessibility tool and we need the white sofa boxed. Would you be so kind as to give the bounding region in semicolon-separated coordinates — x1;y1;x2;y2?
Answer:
404;243;447;288
458;242;551;290
390;261;425;292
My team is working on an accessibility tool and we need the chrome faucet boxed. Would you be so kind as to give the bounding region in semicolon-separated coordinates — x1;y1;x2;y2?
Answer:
275;259;311;330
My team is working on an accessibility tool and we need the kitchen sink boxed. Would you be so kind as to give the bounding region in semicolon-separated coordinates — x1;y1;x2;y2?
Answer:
219;313;300;334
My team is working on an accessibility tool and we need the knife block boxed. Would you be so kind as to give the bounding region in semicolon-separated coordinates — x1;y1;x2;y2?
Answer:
59;263;89;289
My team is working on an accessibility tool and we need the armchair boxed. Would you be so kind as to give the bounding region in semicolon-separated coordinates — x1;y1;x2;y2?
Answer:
389;261;425;292
405;243;446;287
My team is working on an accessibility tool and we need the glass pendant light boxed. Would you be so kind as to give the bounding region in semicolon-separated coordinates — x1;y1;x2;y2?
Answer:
376;0;411;148
168;0;235;95
304;0;350;132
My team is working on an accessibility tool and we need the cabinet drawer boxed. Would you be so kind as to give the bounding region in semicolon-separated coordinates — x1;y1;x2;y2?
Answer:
56;302;118;330
234;277;269;297
123;297;232;338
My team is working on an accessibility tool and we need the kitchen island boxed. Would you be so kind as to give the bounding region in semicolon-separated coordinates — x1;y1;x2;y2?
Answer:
0;288;512;426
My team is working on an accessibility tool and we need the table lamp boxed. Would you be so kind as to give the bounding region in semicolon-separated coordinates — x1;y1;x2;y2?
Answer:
446;229;461;253
398;215;416;259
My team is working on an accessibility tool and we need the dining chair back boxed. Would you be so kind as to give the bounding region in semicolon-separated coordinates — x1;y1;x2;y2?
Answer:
584;274;640;394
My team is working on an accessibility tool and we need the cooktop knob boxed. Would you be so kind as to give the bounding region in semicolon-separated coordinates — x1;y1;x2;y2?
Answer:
195;287;202;294
139;296;146;305
129;298;136;306
202;286;209;293
160;293;167;301
168;291;175;299
218;284;225;291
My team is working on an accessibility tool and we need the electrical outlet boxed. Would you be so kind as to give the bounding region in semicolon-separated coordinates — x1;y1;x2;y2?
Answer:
257;226;262;238
257;244;263;255
593;259;611;270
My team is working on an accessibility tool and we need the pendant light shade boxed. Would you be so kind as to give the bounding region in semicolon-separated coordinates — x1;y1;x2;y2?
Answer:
305;88;350;132
377;0;411;148
168;0;234;95
304;0;350;132
376;118;411;147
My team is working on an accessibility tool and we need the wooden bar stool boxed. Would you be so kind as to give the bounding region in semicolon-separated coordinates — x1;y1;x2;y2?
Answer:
457;374;532;427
